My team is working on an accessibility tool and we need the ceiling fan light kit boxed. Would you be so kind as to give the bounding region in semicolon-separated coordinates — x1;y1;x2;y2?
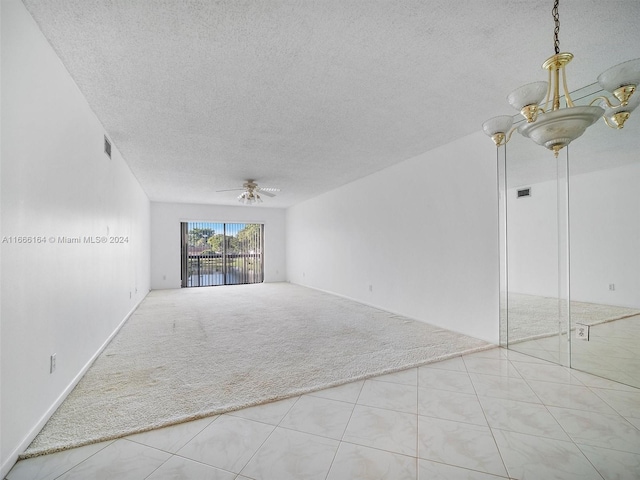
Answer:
217;180;280;206
483;0;640;157
238;190;262;205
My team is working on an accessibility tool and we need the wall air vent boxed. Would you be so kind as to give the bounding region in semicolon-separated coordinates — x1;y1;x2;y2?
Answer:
517;187;531;198
104;135;112;159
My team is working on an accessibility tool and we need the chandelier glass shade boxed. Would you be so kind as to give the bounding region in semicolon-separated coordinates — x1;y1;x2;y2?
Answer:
483;1;640;156
599;82;640;129
238;190;262;205
597;58;640;101
507;81;549;122
482;115;514;147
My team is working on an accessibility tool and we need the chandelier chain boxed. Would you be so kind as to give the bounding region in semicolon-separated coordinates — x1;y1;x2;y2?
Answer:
552;0;560;54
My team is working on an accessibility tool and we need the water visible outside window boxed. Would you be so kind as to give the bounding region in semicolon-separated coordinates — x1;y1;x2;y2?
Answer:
181;222;264;287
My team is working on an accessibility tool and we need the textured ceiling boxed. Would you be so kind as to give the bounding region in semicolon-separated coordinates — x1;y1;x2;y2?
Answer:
21;0;640;207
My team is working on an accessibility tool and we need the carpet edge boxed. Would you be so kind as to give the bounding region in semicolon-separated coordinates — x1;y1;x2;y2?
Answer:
20;342;495;459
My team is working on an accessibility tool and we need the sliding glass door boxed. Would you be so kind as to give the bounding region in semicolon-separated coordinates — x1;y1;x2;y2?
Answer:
181;222;264;287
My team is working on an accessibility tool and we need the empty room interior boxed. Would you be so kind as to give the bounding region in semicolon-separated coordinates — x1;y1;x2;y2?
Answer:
2;0;640;479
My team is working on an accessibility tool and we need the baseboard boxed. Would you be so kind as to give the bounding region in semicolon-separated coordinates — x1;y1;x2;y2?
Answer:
291;282;498;345
0;292;148;478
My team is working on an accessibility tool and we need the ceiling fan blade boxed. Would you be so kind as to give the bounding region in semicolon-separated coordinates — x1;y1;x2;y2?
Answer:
258;187;280;192
216;188;245;192
259;190;276;197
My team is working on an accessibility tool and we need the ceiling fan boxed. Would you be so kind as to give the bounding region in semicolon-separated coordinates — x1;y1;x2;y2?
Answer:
217;180;280;205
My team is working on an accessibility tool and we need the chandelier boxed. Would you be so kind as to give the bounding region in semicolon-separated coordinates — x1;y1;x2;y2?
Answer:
483;0;640;157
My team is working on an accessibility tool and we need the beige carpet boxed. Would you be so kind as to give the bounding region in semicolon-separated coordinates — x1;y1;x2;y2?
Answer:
506;293;640;343
24;283;491;458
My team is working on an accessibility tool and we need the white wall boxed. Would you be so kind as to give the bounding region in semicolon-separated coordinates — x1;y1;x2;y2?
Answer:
286;132;499;343
1;1;151;475
150;203;286;290
505;163;640;309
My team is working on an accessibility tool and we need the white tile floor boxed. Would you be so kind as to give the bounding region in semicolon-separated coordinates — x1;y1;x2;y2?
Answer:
6;347;640;480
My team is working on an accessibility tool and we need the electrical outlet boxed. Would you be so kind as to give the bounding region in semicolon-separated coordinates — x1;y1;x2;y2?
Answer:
576;324;590;341
609;283;615;291
369;284;373;292
50;354;57;373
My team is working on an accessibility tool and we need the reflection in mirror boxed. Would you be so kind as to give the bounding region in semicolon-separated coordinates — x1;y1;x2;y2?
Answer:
501;83;640;387
567;87;640;388
504;131;570;365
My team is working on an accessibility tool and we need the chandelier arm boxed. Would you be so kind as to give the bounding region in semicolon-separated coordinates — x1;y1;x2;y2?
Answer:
552;65;561;110
495;127;518;147
543;68;553;112
589;95;619;109
560;65;575;107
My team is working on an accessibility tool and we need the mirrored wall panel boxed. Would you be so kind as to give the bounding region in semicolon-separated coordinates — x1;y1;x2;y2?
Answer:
502;131;570;366
500;84;640;387
567;90;640;387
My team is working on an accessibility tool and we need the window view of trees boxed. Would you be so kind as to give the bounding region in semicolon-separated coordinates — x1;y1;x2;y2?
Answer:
183;223;263;286
188;227;235;255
